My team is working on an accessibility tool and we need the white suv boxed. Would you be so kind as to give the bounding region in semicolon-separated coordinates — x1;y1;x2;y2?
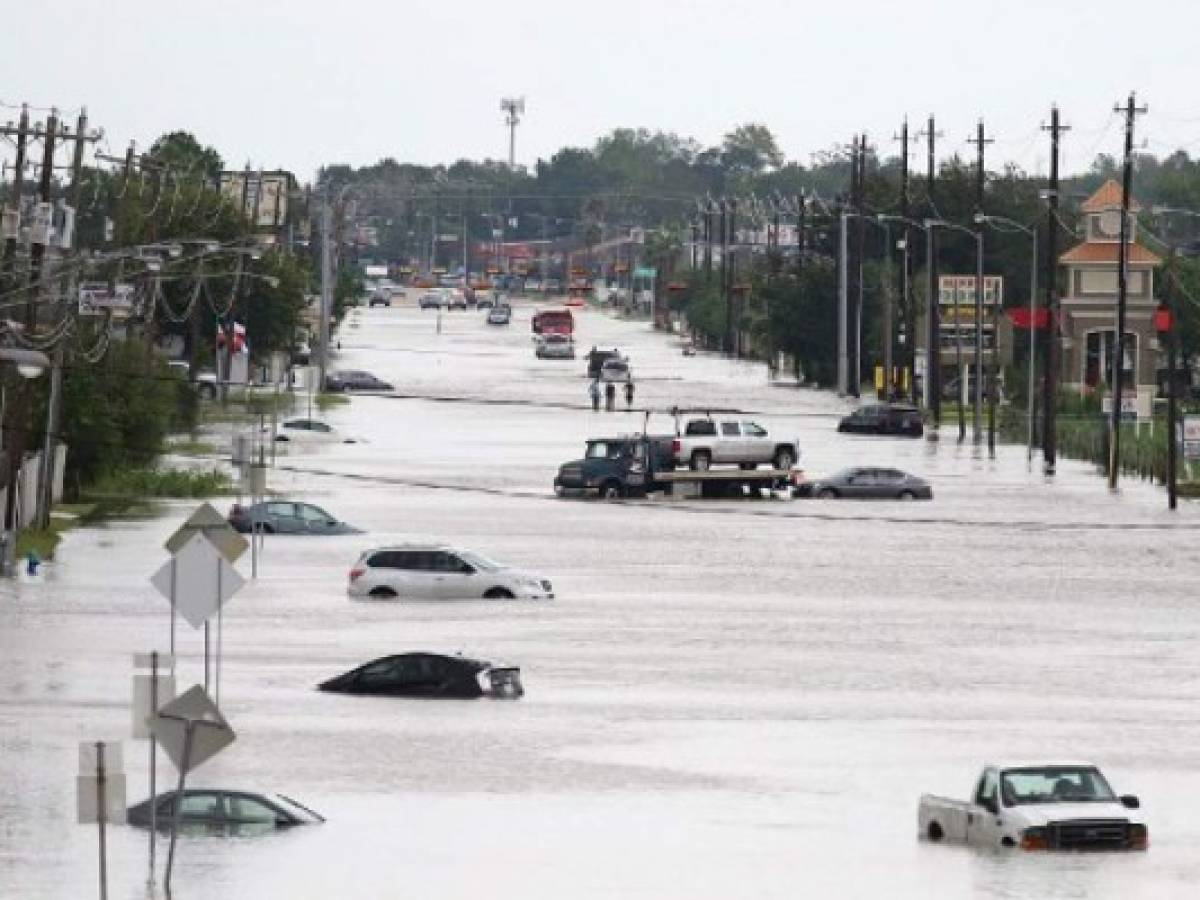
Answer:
348;544;554;600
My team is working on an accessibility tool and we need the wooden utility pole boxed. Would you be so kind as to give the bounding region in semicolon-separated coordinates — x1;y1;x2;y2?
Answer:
966;120;993;445
1;104;30;290
920;115;943;425
1040;106;1068;474
1108;93;1148;490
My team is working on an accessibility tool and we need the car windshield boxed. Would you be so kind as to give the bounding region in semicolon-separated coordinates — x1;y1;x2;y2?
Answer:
586;441;623;459
273;794;324;822
834;468;865;481
1000;767;1117;806
457;550;503;571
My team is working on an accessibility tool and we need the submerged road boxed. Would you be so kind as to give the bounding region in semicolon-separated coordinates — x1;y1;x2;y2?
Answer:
2;299;1198;899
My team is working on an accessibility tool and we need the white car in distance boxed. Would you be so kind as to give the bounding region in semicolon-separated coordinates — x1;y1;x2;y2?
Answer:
348;544;554;600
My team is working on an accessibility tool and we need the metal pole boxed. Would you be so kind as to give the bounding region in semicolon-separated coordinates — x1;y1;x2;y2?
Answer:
974;232;984;444
1168;324;1178;510
924;224;934;411
318;194;333;395
163;721;194;890
1109;93;1142;491
96;741;107;900
882;222;893;399
148;653;158;883
838;211;849;395
1027;228;1039;462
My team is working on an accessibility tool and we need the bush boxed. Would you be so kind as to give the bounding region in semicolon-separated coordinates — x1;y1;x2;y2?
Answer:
87;467;232;499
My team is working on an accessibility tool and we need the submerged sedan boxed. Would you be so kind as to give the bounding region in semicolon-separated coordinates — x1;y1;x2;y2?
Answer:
319;653;524;698
228;501;360;535
127;790;324;832
797;467;932;500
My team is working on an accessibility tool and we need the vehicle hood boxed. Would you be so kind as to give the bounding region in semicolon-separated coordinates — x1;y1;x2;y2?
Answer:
497;566;548;585
1004;802;1142;826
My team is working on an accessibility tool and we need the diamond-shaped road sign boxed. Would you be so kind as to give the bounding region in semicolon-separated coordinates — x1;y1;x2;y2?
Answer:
165;502;248;563
151;532;246;629
149;685;235;775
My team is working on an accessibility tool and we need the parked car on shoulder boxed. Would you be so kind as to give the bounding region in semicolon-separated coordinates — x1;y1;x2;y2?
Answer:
368;290;392;307
535;333;575;359
318;653;523;699
127;790;324;832
919;763;1147;851
671;415;799;471
228;501;359;535
797;467;931;500
347;543;553;600
838;403;924;437
487;304;512;325
418;292;443;310
325;369;393;392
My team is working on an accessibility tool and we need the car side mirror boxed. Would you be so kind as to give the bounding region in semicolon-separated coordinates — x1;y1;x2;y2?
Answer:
979;798;998;815
1120;794;1140;810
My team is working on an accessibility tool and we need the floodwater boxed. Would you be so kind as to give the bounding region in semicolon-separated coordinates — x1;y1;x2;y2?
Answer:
3;300;1200;899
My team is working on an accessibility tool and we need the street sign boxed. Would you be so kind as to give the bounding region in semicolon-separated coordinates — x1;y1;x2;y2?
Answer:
149;685;235;775
1183;415;1200;461
79;281;136;316
77;742;126;824
165;502;248;563
151;533;245;629
132;662;177;739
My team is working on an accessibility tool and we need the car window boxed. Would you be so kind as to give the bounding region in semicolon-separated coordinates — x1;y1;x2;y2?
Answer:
720;422;740;437
974;771;998;807
228;796;278;823
881;470;905;482
283;420;307;430
358;659;400;688
429;551;461;573
685;420;715;436
405;551;437;572
309;421;332;433
368;551;411;570
298;504;330;522
266;502;295;518
741;422;767;437
172;792;224;819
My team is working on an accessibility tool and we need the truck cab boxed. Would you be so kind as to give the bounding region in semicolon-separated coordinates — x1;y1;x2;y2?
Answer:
554;435;674;499
919;763;1148;851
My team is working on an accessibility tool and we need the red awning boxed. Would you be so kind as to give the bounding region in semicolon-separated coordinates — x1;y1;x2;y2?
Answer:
1008;308;1050;329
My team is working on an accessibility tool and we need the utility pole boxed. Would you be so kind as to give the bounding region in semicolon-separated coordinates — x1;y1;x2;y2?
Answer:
719;198;730;353
500;97;524;170
27;108;59;328
38;109;96;529
796;193;806;276
920;115;943;428
318;192;333;395
1165;251;1178;511
895;119;914;401
852;135;866;398
1108;92;1148;490
1041;106;1068;474
967;120;993;446
1;104;30;290
729;197;738;356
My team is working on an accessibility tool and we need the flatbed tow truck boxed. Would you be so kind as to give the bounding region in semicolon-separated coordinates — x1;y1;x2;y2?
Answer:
553;408;802;500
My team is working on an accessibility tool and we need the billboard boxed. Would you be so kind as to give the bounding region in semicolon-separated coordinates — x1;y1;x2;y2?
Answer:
218;171;293;231
939;275;1003;307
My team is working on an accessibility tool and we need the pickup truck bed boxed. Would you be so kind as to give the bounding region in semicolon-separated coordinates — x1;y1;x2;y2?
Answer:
917;795;971;843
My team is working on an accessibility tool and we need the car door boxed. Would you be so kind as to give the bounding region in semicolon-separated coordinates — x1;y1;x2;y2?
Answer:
741;422;771;463
226;793;283;834
401;551;444;599
163;791;228;835
434;551;478;598
967;770;1005;847
297;503;337;534
842;469;875;498
716;421;742;463
265;501;301;533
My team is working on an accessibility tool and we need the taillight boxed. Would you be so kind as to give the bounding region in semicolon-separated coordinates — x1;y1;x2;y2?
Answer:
672;439;681;456
1019;828;1049;851
349;566;365;582
1129;824;1149;849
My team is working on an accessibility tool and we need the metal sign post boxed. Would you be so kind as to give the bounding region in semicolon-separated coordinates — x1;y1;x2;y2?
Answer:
76;741;125;900
132;652;175;883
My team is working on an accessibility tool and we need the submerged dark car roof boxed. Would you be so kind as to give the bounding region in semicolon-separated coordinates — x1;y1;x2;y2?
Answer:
347;653;489;676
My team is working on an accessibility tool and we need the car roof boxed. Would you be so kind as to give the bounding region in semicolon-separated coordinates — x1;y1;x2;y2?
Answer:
364;542;454;553
990;761;1100;771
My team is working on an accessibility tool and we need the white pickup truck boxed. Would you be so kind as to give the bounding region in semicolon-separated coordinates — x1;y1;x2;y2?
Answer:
919;763;1148;851
671;414;799;471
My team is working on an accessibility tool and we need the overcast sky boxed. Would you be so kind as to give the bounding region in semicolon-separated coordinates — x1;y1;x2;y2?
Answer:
6;0;1200;183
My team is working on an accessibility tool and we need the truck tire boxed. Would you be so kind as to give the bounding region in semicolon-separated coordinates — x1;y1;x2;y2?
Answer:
690;450;712;471
927;822;944;842
817;487;838;499
899;490;916;501
484;587;516;599
600;480;624;500
773;447;796;470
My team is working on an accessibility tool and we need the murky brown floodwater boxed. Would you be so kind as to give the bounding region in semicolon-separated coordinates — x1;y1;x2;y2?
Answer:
2;301;1199;899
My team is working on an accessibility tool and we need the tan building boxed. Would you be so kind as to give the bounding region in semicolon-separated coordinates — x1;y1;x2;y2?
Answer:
1058;180;1162;418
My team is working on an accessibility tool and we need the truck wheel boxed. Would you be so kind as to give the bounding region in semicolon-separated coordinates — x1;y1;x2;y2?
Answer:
927;822;944;842
368;587;398;599
484;587;516;599
899;490;916;501
600;481;624;500
773;447;796;470
690;451;711;471
817;488;838;499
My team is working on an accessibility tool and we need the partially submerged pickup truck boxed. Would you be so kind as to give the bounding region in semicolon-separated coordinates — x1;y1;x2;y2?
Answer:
919;763;1148;851
553;434;675;499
